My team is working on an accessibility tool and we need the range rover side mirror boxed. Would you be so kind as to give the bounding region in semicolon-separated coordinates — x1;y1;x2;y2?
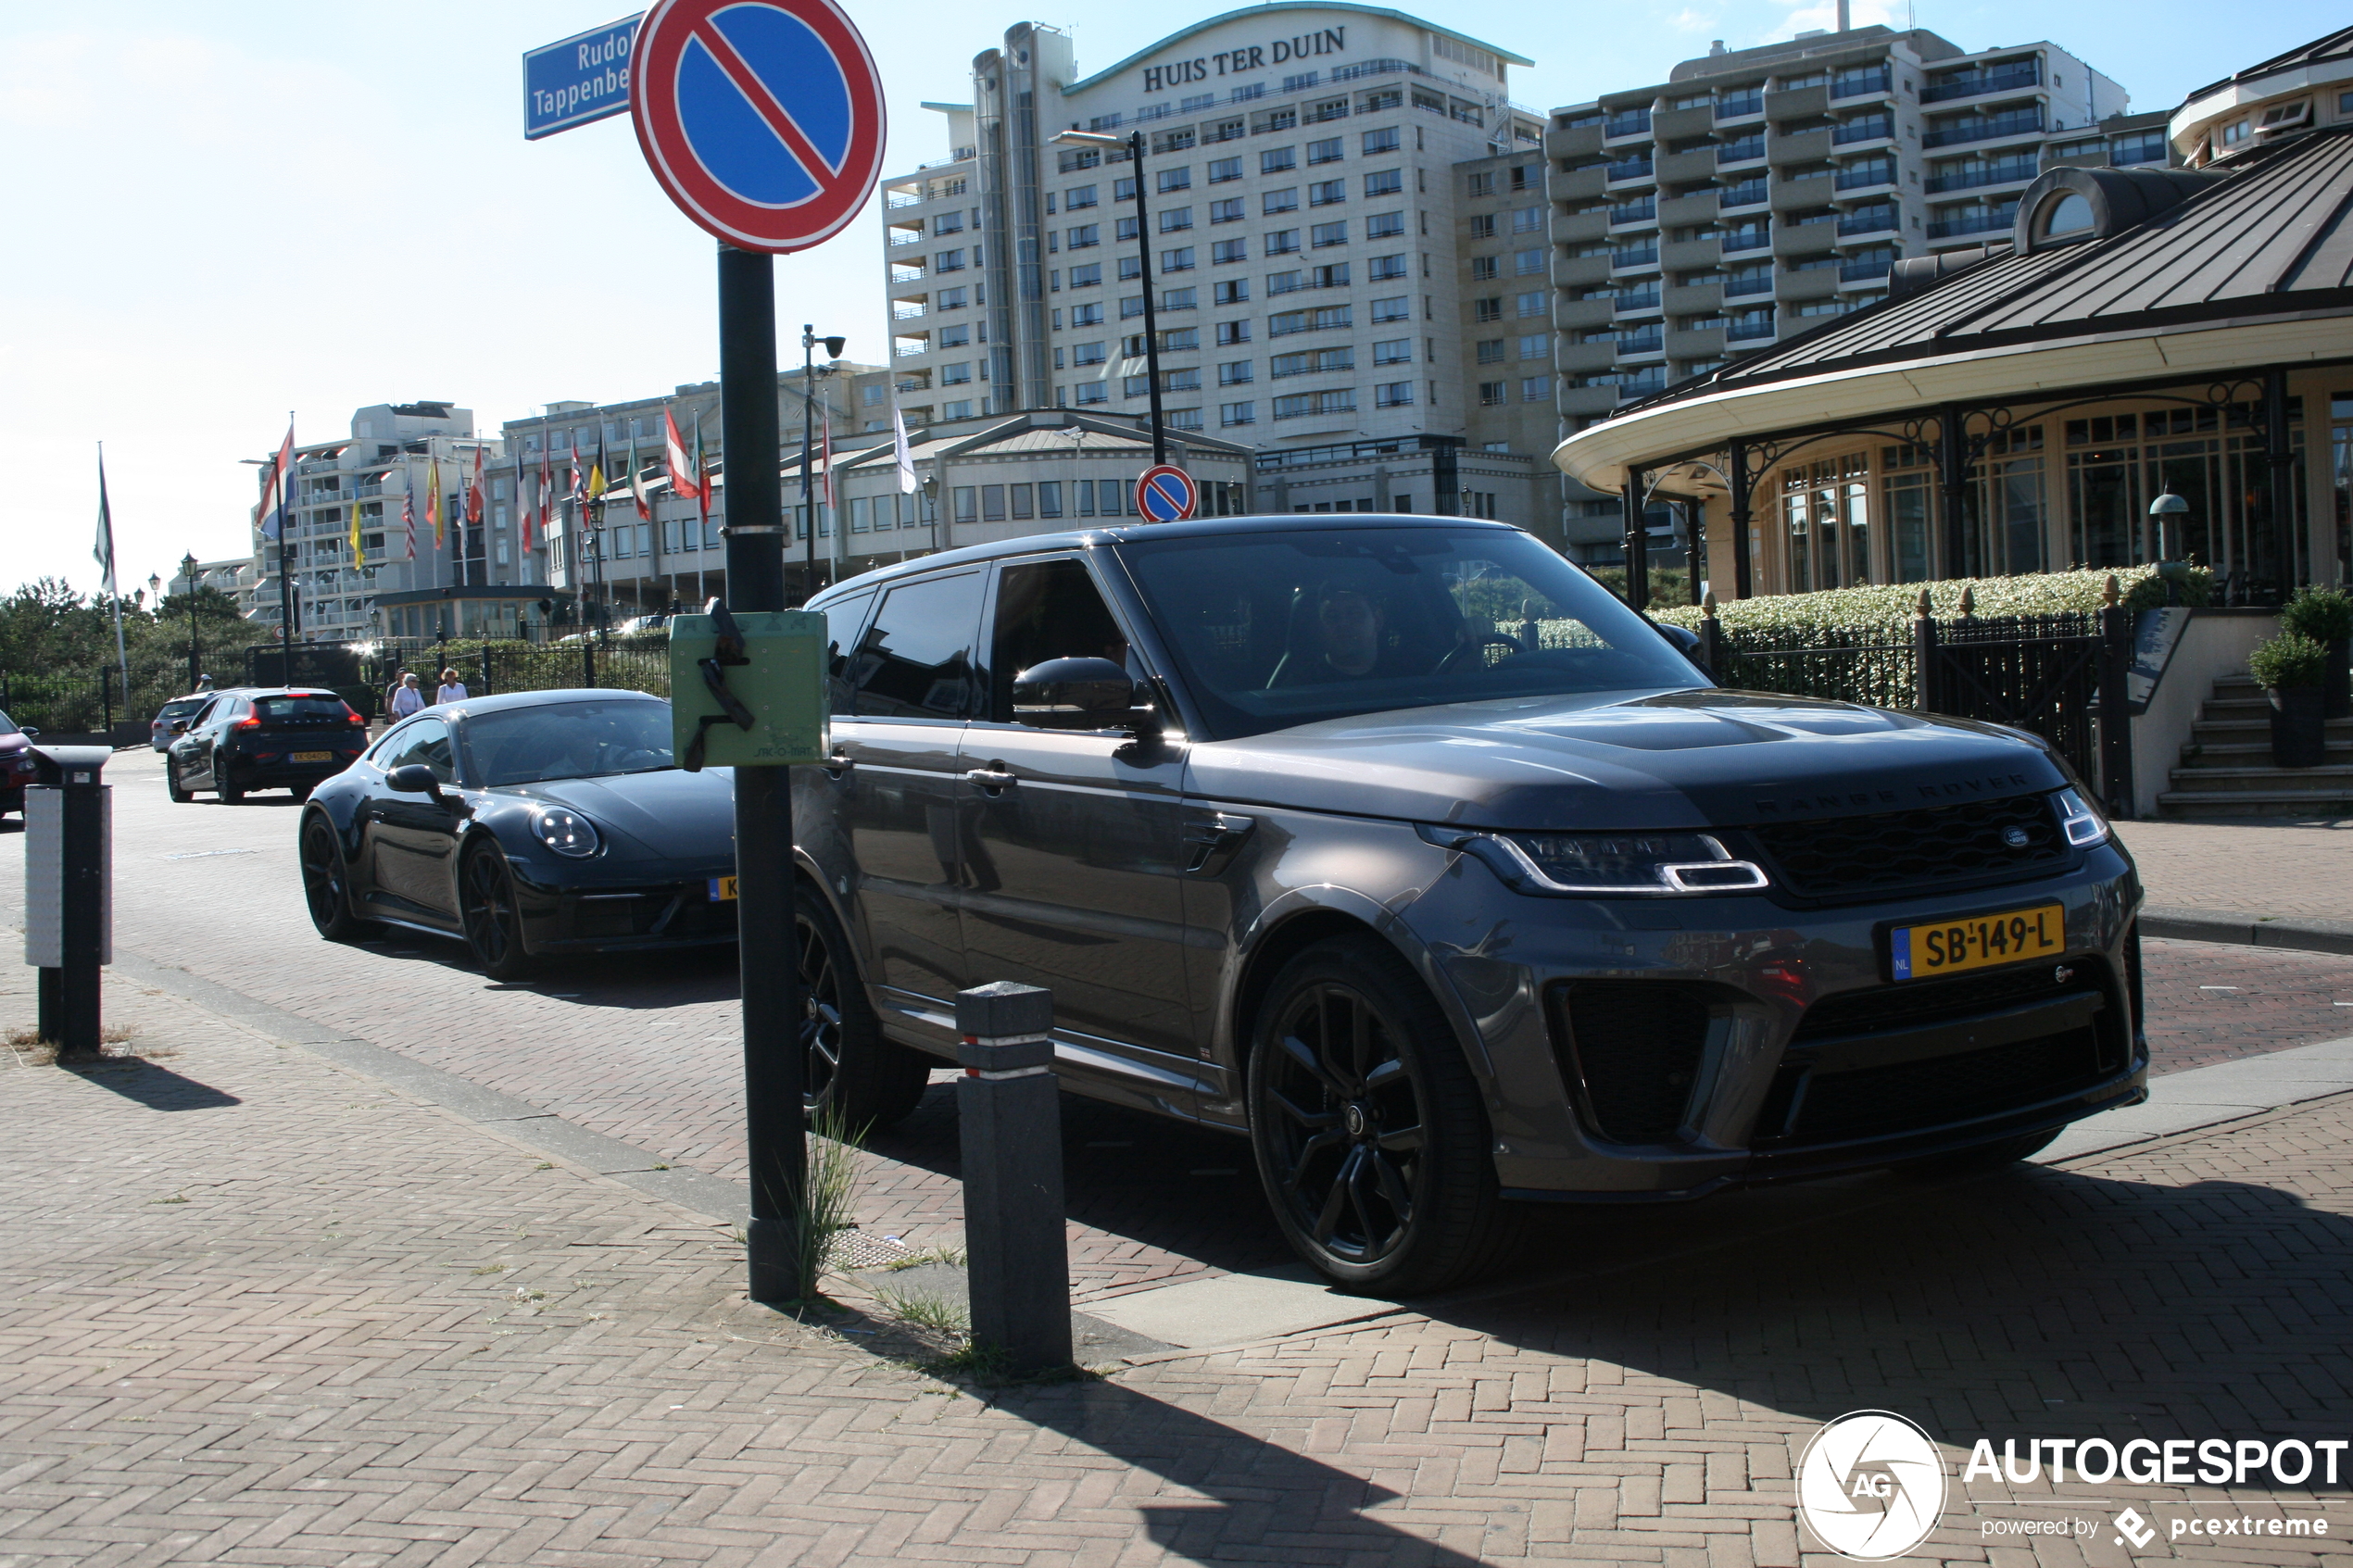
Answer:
1014;657;1158;734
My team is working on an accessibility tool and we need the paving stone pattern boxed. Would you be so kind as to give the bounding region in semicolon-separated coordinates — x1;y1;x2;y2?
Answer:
10;752;2353;1308
5;967;2351;1565
2117;819;2353;922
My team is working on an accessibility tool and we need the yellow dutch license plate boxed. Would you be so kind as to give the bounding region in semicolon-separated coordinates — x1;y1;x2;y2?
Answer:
1889;903;2064;981
708;876;739;901
292;750;332;763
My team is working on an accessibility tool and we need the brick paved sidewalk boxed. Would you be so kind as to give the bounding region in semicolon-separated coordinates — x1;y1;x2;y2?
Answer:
6;969;2353;1565
2116;818;2353;922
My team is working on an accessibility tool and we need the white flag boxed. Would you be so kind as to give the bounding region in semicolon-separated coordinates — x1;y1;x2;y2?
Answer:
94;450;117;596
891;398;916;495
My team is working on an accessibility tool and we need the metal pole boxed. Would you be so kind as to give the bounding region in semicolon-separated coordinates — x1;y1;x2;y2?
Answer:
801;328;818;601
717;244;804;1305
1728;443;1754;599
2264;365;2296;601
1938;402;1970;582
1129;132;1168;468
1623;469;1649;609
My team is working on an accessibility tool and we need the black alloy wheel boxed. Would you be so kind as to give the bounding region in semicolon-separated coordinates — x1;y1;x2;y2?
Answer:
459;842;533;980
1248;935;1517;1296
165;759;192;804
299;814;370;942
796;884;928;1129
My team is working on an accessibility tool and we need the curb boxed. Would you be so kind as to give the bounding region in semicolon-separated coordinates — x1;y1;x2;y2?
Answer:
2139;903;2353;958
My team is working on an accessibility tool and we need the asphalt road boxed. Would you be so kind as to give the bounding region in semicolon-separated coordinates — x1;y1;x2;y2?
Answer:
8;746;2353;1304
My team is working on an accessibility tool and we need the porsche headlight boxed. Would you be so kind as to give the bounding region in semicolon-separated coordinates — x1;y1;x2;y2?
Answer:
1419;824;1768;895
532;807;600;859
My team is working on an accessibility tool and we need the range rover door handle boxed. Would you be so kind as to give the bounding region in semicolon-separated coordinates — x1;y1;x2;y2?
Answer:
965;766;1017;791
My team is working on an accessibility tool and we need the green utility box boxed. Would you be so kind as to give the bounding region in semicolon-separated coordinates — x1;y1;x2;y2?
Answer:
667;609;829;768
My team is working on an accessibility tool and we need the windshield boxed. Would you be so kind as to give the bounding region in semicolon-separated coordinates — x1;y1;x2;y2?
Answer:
1118;524;1705;738
462;700;674;786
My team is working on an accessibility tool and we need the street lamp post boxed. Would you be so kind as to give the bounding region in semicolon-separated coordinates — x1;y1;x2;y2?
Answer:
799;326;847;602
1053;130;1167;467
2150;487;2191;605
181;553;202;692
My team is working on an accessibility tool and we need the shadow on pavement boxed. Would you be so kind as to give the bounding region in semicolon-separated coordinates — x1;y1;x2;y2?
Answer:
64;1056;243;1110
1424;1158;2353;1448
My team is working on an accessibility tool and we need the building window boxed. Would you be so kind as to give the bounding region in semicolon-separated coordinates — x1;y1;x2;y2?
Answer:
1362;127;1400;155
1066;184;1098;207
1219;360;1253;384
1371;295;1411;321
1365;211;1405;239
1211;197;1244;223
1167;408;1203;431
1071;301;1104;326
1162;246;1196;271
1267;269;1302;294
1312;220;1347;246
1476;339;1505;363
1514;249;1545;275
1067;224;1100;248
1119;255;1144;281
1068;263;1102;288
1222;401;1256;426
1157;167;1191;192
1471;257;1498;281
1520;375;1552;401
1364;169;1403;196
1212;240;1248;266
1273;389;1356;419
1376;382;1414;407
1116;216;1139;242
1163;368;1202;393
1159;207;1192;232
944;399;974;419
1265;228;1301;254
1216;320;1252;344
1367;254;1408;280
1213;278;1248;304
1518;333;1547;359
1373;338;1411;364
940;362;972;383
1121;295;1147;318
1478;381;1505;406
1209;157;1242;182
1474;296;1503;322
1307;137;1343;163
1263;188;1299;215
1075;383;1108;405
1162;286;1197;309
1309;179;1346;205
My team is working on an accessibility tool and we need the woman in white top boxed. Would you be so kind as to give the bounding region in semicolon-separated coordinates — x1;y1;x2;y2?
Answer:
434;667;469;706
387;672;425;721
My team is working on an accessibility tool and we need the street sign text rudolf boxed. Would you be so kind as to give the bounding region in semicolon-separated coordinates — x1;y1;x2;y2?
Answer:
630;0;887;253
523;13;646;140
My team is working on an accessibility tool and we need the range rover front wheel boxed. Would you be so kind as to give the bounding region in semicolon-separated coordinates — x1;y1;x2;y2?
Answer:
1247;935;1517;1296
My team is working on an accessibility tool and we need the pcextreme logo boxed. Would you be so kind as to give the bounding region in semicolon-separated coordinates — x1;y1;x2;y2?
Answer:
1796;1411;1948;1561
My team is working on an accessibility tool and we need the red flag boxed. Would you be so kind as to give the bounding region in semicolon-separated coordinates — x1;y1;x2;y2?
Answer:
692;408;710;527
663;404;703;504
258;420;296;539
465;444;484;525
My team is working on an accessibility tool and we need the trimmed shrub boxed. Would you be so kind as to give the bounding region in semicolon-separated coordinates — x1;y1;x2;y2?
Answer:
2249;632;2334;691
2280;585;2353;645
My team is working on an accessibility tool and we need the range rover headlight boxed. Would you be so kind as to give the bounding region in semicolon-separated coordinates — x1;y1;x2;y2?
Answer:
2054;787;2109;847
532;806;600;859
1417;824;1769;895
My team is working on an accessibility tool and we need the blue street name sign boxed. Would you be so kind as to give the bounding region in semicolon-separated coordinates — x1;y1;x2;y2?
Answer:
523;14;647;140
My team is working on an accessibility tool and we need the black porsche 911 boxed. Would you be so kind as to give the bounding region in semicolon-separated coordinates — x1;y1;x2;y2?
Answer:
297;689;738;977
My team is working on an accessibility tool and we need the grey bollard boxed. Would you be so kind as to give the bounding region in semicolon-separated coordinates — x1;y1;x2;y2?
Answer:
23;746;114;1062
954;981;1072;1375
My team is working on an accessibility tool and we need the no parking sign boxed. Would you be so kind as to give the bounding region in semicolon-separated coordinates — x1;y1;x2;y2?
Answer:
630;0;887;253
1134;465;1198;522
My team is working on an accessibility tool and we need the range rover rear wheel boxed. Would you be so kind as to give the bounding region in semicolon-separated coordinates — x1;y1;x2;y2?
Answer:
1247;935;1517;1297
797;884;929;1130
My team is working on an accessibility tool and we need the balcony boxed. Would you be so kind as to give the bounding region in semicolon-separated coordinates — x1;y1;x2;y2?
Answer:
1833;115;1894;146
1604;109;1652;139
1836;208;1896;237
886;191;921;209
893;342;929;358
1831;68;1892;100
1615;373;1668;400
892;302;927;319
1920;62;2039;104
1721;227;1770;253
1609;200;1656;227
1716;93;1762;120
887;231;925;247
1726;317;1776;342
1725;271;1773;297
1718;136;1764;165
1610;244;1660;270
1834;163;1895;192
1616;332;1664;357
1615;287;1662;313
1719;179;1768;208
1927;208;2017;240
1839;255;1894;282
1924;107;2044;149
1604;157;1654;183
1924;157;2037;194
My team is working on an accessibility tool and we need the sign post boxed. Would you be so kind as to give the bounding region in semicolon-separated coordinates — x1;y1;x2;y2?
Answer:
530;0;886;1303
1134;464;1199;523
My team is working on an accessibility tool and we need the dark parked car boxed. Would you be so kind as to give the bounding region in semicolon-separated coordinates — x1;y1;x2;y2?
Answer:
296;689;736;978
792;515;2146;1294
0;707;37;818
166;688;367;803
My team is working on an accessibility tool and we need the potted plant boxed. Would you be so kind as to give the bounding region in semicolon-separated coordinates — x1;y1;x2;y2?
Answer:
2279;584;2353;720
2248;632;2334;768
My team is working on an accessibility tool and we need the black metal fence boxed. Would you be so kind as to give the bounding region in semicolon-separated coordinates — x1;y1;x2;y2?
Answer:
1696;597;2137;814
0;669;187;739
361;635;672;708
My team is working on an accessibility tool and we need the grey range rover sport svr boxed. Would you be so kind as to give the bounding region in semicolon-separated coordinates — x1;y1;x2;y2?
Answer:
786;515;2145;1294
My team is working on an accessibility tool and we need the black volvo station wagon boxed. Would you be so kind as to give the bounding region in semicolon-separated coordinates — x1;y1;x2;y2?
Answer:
792;516;2145;1293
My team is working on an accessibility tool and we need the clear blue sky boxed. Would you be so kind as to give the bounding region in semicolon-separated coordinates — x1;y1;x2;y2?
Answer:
0;0;2336;598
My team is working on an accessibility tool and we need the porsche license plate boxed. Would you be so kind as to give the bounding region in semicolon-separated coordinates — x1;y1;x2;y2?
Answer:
708;876;739;901
292;750;332;763
1889;903;2064;980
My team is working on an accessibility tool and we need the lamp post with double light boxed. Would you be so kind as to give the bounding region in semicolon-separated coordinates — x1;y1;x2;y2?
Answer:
1052;129;1168;468
799;326;848;601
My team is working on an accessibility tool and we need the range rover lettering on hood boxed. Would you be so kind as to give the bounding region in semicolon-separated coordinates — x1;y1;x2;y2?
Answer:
1750;770;2037;818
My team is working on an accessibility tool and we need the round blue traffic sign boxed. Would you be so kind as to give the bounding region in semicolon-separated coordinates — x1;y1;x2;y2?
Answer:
1135;465;1198;522
632;0;887;254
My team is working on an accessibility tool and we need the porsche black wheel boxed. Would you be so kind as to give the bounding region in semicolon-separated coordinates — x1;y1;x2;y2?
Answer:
299;814;370;942
166;759;192;804
797;884;928;1130
459;842;533;980
1248;935;1518;1297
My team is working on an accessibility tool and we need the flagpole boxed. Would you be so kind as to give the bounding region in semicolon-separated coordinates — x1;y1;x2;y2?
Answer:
279;413;296;661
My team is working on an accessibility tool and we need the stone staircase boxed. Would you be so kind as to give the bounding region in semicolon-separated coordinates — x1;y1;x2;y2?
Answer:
2158;673;2353;817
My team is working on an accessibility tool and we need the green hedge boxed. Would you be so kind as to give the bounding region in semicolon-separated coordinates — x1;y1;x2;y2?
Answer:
1652;562;2206;646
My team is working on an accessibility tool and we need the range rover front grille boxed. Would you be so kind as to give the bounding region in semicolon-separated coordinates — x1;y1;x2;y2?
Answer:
1548;981;1715;1145
1748;792;2070;902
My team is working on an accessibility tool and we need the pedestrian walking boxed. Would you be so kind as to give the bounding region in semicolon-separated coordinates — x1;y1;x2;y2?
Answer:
383;669;410;718
387;671;425;721
434;667;469;706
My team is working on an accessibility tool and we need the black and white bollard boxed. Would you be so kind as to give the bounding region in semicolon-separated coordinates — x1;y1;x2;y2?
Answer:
23;746;114;1062
954;981;1072;1375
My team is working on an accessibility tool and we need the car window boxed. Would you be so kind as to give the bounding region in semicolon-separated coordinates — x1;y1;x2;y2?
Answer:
386;717;454;784
819;588;877;711
255;695;353;721
1119;525;1705;739
989;559;1135;724
462;700;673;786
848;571;985;721
0;709;16;734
